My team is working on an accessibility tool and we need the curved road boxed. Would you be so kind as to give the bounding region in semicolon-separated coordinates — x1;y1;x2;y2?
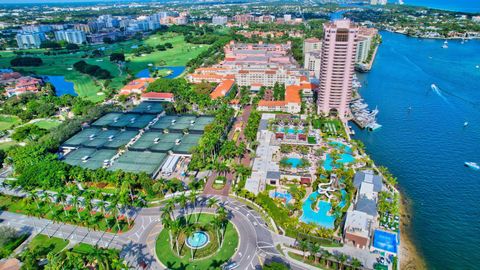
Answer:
0;194;308;270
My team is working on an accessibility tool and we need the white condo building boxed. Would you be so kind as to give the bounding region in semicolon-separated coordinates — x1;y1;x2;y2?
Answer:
212;16;228;25
55;30;87;45
16;32;46;49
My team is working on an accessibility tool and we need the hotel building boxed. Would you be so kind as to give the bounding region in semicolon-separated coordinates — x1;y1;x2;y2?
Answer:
317;19;359;118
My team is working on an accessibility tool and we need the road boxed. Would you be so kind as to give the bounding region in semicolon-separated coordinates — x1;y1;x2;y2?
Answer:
0;194;310;270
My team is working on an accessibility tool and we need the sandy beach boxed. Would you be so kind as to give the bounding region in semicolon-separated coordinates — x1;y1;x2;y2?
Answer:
399;194;427;270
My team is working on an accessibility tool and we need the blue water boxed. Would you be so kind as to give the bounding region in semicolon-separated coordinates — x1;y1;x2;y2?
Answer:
271;191;293;204
338;189;347;209
301;192;335;229
329;141;352;153
42;75;77;96
286;157;303;168
352;31;480;269
323;141;355;170
136;66;186;79
405;0;480;13
278;127;304;134
186;231;209;248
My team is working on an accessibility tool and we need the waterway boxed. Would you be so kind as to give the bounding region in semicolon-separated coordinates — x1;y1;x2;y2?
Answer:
136;66;186;79
352;31;480;269
404;0;480;13
42;75;77;96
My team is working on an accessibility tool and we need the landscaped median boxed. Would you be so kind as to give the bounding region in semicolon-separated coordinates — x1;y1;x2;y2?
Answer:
155;213;239;270
0;194;131;233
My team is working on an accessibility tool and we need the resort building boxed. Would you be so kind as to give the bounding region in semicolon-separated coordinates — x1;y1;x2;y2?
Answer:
4;76;43;97
210;79;236;99
188;41;310;96
343;210;374;249
119;78;156;96
257;84;309;114
141;92;175;102
317;19;359;118
245;114;279;195
343;170;385;248
16;32;46;49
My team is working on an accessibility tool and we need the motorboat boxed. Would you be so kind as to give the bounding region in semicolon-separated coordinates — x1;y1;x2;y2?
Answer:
464;122;469;127
442;40;448;49
464;162;480;170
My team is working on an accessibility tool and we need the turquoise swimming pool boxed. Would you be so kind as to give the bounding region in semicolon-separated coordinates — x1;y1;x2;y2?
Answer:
286;157;303;168
329;141;352;153
271;191;293;204
278;127;304;134
323;153;355;171
300;192;335;229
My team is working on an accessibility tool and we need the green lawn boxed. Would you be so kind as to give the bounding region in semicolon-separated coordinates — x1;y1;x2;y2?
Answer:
28;234;69;254
0;115;21;130
0;141;17;150
156;213;239;270
33;119;62;130
0;33;210;102
71;243;96;254
126;33;210;74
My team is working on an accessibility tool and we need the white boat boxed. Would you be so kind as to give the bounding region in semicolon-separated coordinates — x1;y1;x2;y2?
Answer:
464;122;469;127
464;162;480;170
442;40;448;49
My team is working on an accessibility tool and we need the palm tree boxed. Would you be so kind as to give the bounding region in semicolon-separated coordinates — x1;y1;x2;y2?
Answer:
162;215;174;248
212;216;222;247
351;258;362;270
164;200;175;220
27;190;40;209
207;197;219;209
70;195;82;220
188;191;196;218
309;243;321;263
298;239;309;260
96;200;107;216
216;205;228;246
338;254;347;270
171;218;182;256
184;223;195;260
177;193;188;216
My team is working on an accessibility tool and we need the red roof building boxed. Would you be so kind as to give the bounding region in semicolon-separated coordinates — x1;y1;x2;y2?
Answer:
141;92;175;102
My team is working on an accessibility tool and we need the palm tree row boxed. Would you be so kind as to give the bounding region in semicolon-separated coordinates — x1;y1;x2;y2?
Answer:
297;239;363;270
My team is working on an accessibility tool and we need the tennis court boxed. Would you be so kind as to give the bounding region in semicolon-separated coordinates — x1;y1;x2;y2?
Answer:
172;134;202;154
92;113;155;130
130;101;164;114
372;229;398;254
109;151;167;176
63;148;117;170
189;116;215;133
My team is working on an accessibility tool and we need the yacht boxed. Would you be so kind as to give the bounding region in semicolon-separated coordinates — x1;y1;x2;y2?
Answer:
464;122;469;127
442;40;448;49
464;162;480;170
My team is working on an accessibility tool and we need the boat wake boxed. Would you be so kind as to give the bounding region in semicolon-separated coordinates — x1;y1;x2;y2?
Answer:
431;84;450;104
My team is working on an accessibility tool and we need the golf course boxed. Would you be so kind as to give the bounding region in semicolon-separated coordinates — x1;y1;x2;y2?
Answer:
0;33;210;102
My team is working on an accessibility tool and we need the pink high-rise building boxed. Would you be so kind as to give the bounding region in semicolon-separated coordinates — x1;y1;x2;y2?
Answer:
317;19;358;118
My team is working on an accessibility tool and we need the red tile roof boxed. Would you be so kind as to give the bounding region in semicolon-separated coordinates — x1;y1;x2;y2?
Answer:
210;79;235;99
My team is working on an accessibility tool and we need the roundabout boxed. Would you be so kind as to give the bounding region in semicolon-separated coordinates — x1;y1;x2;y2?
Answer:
155;213;239;269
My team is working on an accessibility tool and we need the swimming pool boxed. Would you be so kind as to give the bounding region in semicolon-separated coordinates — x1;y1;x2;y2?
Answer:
300;192;335;229
373;229;398;254
278;127;304;134
323;153;355;171
286;157;303;168
329;141;352;153
271;191;293;204
338;189;347;209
